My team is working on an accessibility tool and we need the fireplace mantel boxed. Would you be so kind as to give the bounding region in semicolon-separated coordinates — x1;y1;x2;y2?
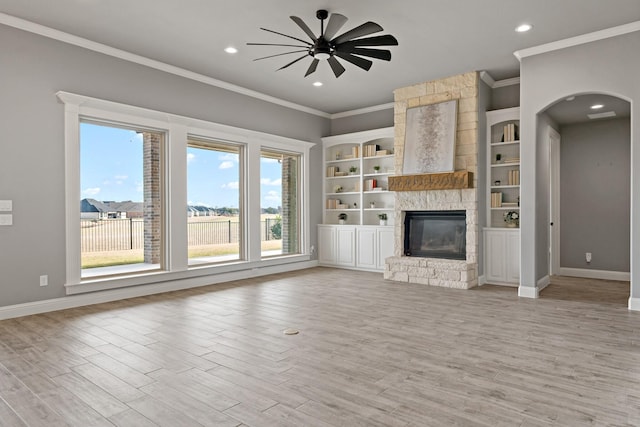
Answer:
388;171;473;192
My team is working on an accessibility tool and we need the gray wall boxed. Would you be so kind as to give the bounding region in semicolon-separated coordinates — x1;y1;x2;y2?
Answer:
491;84;520;110
520;30;639;300
329;108;394;136
0;24;329;307
560;118;631;271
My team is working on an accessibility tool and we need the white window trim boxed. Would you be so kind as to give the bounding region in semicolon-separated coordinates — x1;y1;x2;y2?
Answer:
57;91;314;295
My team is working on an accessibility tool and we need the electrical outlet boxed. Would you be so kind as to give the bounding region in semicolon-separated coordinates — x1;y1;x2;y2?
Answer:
586;252;592;263
310;245;316;255
40;275;48;287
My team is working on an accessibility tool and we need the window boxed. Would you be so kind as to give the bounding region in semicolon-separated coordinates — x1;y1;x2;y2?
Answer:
80;121;165;278
260;149;301;257
187;138;243;265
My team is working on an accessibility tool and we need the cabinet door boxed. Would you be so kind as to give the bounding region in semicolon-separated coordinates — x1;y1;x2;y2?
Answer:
505;231;520;283
318;226;336;264
336;227;356;267
485;230;506;283
377;227;395;270
356;227;377;269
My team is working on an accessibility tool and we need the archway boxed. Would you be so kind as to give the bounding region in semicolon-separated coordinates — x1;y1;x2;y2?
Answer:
538;93;631;303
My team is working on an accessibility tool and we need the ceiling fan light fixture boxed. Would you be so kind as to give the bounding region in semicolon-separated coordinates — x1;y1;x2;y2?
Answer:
314;52;331;60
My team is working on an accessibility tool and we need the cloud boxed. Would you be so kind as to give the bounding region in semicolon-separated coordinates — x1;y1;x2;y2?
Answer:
260;178;282;186
219;161;234;170
261;158;279;164
219;153;238;162
83;187;101;196
222;181;239;190
264;190;280;203
187;153;196;163
114;175;128;180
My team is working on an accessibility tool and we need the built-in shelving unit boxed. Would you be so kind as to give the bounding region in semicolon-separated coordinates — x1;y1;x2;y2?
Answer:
484;107;521;286
319;127;395;272
322;127;395;226
486;107;521;228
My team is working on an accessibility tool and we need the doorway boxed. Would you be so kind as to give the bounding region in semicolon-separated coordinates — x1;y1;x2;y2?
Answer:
541;93;631;292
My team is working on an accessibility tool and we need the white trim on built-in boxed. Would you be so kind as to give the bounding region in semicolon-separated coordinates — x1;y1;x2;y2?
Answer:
558;267;630;282
514;21;640;61
479;71;520;89
57;91;314;295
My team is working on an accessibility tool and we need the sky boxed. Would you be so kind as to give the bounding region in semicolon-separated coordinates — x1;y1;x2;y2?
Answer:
80;122;282;209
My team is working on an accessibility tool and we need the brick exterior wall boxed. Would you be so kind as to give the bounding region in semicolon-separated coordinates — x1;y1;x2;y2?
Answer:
143;132;162;265
281;155;299;254
386;72;479;289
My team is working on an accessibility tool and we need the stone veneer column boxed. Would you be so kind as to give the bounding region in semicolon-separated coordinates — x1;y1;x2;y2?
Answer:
143;132;162;265
386;72;479;289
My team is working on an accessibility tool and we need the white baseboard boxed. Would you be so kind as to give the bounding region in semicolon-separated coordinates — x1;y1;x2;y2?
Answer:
518;285;539;298
478;275;486;286
628;297;640;311
558;267;630;282
0;261;318;321
537;275;550;292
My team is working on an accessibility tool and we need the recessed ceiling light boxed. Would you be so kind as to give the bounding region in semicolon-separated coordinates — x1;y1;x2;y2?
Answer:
590;104;604;109
313;81;323;87
224;47;238;54
515;24;533;33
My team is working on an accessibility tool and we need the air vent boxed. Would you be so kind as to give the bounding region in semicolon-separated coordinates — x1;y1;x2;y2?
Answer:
588;111;616;120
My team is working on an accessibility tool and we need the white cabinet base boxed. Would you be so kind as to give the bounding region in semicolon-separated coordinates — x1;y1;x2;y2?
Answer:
318;224;393;272
484;228;520;286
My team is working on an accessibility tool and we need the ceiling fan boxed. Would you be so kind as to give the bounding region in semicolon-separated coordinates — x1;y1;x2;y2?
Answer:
247;9;398;78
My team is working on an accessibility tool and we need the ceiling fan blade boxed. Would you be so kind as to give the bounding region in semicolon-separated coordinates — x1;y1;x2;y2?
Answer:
334;51;372;71
290;16;317;42
327;56;346;78
259;27;312;46
277;54;309;71
253;50;309;61
336;34;398;50
304;59;320;77
331;22;383;44
247;42;310;48
323;13;347;40
348;48;392;61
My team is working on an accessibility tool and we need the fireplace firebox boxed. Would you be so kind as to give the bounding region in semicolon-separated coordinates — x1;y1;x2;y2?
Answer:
404;210;466;260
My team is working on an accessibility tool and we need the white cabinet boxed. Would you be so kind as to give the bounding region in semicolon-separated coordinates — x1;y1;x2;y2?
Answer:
336;226;356;267
318;225;336;264
318;224;393;272
322;127;395;226
484;228;520;286
377;227;395;270
356;227;377;270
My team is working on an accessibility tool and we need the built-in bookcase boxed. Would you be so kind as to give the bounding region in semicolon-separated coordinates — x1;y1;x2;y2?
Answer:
322;127;395;226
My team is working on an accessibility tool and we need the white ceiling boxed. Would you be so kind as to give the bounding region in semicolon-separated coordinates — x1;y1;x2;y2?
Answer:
2;0;639;114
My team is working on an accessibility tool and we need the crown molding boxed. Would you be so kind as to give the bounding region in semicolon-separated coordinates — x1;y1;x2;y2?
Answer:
0;12;331;119
514;20;640;61
480;71;520;89
330;102;395;119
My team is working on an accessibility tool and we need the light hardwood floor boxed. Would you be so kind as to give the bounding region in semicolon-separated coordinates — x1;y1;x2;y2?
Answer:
0;268;638;426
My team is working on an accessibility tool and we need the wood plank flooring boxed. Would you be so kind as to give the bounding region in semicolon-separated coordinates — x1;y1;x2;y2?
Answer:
0;268;639;426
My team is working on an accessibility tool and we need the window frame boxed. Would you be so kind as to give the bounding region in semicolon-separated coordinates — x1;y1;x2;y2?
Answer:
58;91;314;295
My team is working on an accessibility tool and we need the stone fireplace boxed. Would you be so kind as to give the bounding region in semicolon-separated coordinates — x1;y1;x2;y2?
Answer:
384;72;479;289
